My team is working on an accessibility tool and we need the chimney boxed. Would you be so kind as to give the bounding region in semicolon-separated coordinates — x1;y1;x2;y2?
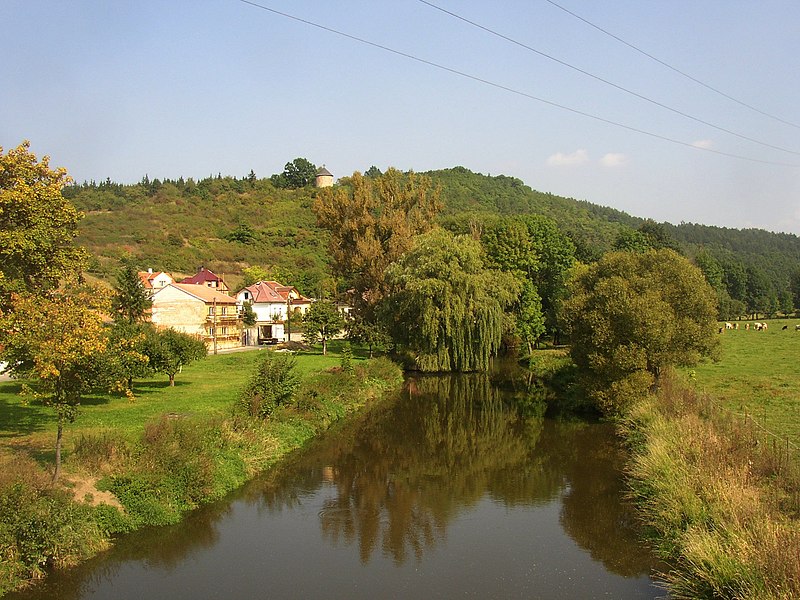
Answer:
148;268;153;274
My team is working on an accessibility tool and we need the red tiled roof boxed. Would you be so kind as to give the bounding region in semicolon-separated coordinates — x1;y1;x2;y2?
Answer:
239;280;311;304
181;267;225;286
137;270;171;289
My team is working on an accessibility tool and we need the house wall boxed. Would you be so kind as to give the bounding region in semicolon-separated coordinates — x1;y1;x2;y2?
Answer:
152;286;207;336
152;287;241;350
151;273;173;289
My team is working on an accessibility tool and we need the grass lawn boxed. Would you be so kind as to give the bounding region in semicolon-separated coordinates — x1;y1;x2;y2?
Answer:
684;318;800;447
0;344;352;465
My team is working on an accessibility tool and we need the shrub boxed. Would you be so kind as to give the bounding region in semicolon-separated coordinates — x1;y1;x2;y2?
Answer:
236;352;299;418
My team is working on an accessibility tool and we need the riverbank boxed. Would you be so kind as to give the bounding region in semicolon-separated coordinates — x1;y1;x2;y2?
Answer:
620;371;800;599
0;349;403;596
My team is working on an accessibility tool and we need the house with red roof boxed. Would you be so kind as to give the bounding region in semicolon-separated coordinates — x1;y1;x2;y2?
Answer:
236;280;312;344
151;283;242;351
180;267;229;294
137;269;174;292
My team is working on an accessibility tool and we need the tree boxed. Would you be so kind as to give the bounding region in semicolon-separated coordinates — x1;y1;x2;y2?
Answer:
0;141;87;308
790;269;800;314
111;265;152;325
144;328;207;386
236;352;299;418
105;322;152;394
241;301;257;327
242;264;294;287
313;168;442;314
347;315;391;358
560;249;719;416
381;229;520;372
271;158;317;189
302;300;345;355
0;287;110;481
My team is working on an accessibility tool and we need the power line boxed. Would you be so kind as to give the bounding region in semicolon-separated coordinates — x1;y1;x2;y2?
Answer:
417;0;800;156
237;0;800;167
544;0;800;131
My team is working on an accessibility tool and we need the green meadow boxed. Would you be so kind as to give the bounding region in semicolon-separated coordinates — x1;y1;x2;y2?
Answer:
684;319;800;448
0;346;346;464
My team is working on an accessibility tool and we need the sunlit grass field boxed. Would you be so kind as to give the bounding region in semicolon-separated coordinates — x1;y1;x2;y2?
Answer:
0;344;350;462
684;318;800;447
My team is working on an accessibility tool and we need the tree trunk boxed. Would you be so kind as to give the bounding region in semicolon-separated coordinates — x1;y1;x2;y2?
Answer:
322;337;327;356
52;420;63;483
169;373;176;386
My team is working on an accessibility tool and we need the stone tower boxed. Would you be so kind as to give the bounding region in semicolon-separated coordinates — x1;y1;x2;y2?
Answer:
315;165;334;188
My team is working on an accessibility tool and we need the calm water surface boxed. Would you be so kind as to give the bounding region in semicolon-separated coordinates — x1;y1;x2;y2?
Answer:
11;370;668;599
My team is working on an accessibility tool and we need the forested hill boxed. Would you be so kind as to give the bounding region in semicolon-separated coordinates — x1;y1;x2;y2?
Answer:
63;166;800;303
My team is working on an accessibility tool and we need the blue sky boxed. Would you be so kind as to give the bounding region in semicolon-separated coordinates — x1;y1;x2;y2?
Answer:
3;1;800;234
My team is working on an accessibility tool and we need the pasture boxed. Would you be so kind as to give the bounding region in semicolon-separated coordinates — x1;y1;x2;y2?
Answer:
685;318;800;448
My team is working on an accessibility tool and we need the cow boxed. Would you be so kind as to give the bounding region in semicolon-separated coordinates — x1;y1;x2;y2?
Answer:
725;322;734;330
782;325;789;330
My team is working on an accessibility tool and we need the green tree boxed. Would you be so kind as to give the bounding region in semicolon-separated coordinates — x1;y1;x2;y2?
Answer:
0;288;110;481
302;300;345;355
271;158;317;189
347;315;391;358
382;229;520;372
105;322;152;394
241;301;257;327
0;141;87;308
111;265;152;325
313;168;442;313
236;352;299;418
790;270;800;313
144;328;207;386
242;264;295;287
560;249;719;416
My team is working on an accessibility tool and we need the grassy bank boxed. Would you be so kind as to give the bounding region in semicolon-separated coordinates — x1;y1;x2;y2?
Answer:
620;373;800;598
0;346;403;595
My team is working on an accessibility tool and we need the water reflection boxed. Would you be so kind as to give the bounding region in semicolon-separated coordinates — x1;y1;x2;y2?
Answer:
10;365;663;599
254;370;654;577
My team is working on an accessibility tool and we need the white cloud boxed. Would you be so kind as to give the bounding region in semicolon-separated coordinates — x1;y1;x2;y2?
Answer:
600;153;627;167
546;149;589;167
692;139;714;149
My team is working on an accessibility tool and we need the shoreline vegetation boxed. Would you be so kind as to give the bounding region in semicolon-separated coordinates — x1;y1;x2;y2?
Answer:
0;347;403;596
616;324;800;599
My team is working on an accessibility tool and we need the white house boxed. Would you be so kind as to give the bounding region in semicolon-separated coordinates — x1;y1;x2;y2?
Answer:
236;280;311;345
138;269;174;292
151;283;241;350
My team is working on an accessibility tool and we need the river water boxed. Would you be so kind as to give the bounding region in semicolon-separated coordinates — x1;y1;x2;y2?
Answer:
10;370;668;599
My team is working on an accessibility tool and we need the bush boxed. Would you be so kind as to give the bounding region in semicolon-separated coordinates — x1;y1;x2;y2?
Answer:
236;352;299;418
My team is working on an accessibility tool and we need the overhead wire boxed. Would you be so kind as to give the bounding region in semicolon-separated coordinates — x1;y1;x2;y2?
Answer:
237;0;800;167
417;0;800;156
543;0;800;131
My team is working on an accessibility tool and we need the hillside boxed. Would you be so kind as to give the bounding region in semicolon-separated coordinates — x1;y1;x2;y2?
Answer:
64;167;800;303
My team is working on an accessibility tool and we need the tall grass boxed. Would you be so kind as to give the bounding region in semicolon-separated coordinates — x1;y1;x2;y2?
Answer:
622;371;800;599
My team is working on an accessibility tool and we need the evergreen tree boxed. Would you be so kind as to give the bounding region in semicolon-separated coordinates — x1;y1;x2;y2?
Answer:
112;265;152;325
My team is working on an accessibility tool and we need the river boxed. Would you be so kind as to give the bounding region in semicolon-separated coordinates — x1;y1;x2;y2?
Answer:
9;369;668;599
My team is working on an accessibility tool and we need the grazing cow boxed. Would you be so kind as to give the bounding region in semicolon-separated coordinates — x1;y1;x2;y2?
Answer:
782;325;789;330
796;324;800;331
745;323;750;331
734;323;739;330
763;323;768;331
754;322;764;331
725;322;733;330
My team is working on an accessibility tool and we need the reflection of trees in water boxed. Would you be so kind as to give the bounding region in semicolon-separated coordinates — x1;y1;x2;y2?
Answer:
251;369;656;578
557;425;658;578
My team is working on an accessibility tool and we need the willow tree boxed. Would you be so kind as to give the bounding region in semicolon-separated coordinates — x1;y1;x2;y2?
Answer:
313;168;441;311
382;229;519;372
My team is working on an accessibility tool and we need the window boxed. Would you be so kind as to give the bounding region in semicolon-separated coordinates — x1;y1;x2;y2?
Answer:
208;306;215;316
222;327;228;336
221;306;227;316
